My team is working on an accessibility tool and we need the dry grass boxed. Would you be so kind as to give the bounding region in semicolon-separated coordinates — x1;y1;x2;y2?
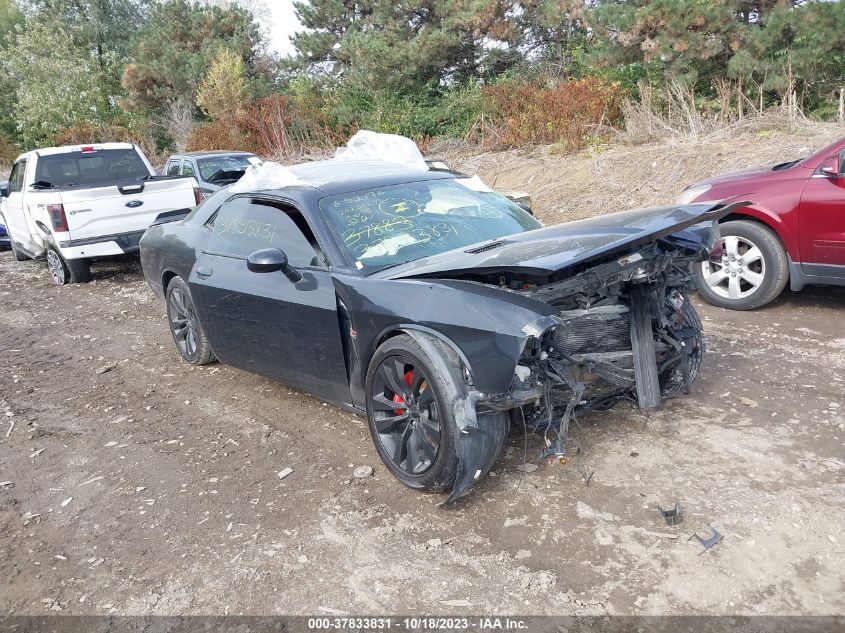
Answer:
440;114;844;225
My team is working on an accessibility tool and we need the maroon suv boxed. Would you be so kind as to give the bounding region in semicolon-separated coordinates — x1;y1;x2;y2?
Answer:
678;136;845;309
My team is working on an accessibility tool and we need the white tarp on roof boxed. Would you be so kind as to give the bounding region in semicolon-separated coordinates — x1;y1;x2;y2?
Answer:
229;161;303;193
333;130;428;172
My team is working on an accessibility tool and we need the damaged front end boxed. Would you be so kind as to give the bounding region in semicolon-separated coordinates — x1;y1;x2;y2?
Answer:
443;233;712;505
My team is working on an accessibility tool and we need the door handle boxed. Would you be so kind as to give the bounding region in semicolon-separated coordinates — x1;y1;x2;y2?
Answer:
196;267;213;279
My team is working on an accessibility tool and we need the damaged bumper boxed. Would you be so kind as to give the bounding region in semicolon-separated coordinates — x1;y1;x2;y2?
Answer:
443;243;708;506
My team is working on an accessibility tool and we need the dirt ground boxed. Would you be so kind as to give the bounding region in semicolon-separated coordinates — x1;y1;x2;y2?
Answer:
2;132;845;615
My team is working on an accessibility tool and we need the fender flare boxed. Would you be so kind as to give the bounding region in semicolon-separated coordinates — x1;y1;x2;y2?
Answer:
374;324;476;386
717;204;797;261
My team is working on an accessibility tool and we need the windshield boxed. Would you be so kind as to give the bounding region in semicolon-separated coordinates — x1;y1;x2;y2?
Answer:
197;156;254;182
34;149;149;188
319;178;542;272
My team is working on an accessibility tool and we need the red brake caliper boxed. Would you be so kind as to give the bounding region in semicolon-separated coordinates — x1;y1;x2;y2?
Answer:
392;369;414;415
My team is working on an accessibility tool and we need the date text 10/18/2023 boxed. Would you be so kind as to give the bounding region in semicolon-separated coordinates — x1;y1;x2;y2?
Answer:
307;617;528;630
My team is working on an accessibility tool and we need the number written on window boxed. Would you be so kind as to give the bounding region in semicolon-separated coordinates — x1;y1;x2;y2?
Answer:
207;198;319;267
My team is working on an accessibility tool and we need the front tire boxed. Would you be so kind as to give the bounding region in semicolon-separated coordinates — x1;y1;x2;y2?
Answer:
366;334;509;495
694;220;788;310
366;334;459;492
659;300;705;398
165;276;216;365
47;248;92;285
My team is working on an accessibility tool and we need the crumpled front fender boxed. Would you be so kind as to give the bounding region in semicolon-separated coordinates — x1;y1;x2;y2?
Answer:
442;412;509;506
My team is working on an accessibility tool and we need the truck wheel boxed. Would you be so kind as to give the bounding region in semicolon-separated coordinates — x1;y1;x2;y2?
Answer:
694;220;788;310
46;249;92;285
9;235;29;262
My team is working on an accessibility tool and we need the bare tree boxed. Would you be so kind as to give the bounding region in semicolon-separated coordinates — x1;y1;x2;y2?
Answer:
160;97;195;152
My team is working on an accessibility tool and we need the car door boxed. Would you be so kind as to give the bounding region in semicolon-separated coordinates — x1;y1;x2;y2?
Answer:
797;155;845;272
188;195;352;406
3;159;40;254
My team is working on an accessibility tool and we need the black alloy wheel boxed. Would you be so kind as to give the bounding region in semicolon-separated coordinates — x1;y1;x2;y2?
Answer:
370;355;441;476
167;283;199;358
164;277;216;365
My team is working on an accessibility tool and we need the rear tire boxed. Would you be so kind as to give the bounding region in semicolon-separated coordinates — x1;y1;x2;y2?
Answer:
165;276;216;365
695;220;788;310
46;248;92;285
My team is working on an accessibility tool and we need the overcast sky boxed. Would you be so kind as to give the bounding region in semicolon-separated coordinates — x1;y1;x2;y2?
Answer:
264;0;303;58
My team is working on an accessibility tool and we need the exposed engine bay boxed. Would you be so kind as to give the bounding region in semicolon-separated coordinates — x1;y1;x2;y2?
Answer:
482;236;708;463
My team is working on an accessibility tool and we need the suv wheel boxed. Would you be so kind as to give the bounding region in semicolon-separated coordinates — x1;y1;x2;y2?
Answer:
694;220;788;310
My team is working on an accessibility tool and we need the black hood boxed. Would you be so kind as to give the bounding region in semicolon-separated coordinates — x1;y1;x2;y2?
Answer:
384;201;746;281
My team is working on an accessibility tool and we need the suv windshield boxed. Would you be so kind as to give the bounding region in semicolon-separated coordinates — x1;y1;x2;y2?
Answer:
197;156;253;182
34;149;149;188
319;178;541;272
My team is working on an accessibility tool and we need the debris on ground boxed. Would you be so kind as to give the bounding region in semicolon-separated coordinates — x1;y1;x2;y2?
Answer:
318;607;347;616
739;396;759;408
517;463;538;473
277;467;294;480
440;599;472;608
690;527;723;553
353;466;373;479
658;503;683;526
637;529;680;540
96;364;116;375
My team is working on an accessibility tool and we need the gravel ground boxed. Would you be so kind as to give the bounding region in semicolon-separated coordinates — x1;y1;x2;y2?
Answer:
1;246;844;616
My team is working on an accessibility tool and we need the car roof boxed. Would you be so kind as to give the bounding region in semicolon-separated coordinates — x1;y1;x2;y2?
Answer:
172;151;256;159
285;159;455;196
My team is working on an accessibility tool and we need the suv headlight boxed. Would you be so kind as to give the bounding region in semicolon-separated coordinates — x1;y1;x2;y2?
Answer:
677;184;712;205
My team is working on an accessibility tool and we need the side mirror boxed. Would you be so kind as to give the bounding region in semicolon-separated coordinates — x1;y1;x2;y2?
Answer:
819;154;842;177
247;248;303;283
0;181;9;198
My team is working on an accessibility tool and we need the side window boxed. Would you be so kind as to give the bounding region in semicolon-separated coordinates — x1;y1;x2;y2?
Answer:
166;160;181;176
206;197;323;267
9;160;26;192
181;161;195;177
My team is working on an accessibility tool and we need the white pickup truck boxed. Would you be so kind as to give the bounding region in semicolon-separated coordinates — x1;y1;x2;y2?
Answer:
0;143;200;284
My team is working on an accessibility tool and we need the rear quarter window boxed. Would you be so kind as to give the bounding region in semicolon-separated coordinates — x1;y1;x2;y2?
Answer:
206;197;319;267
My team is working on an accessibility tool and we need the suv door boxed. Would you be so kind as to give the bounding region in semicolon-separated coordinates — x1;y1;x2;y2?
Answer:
4;159;41;254
188;195;351;406
798;153;845;273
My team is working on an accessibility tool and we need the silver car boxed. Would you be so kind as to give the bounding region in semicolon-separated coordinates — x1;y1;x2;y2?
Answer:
163;151;262;198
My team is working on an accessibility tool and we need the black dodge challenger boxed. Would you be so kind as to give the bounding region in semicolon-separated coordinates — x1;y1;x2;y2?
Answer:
140;159;740;504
